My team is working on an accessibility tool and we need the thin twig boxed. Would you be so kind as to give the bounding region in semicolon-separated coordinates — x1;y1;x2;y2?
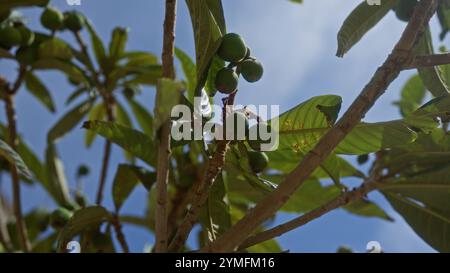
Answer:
154;0;177;253
404;53;450;69
112;214;130;253
168;92;237;252
4;94;31;252
202;0;439;253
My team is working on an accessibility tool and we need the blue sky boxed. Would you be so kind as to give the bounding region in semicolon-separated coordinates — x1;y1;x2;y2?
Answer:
1;0;445;252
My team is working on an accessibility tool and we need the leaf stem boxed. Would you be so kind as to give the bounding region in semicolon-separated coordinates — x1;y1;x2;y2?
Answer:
202;0;439;253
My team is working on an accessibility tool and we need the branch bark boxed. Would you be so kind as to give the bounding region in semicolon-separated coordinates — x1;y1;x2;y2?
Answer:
404;53;450;69
154;0;177;253
201;0;439;253
112;213;130;253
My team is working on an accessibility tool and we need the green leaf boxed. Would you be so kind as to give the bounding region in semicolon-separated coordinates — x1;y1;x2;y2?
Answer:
24;72;56;113
393;74;426;117
120;51;158;66
336;0;396;57
45;144;72;207
109;27;128;66
154;78;183;131
115;102;132;128
85;20;107;70
121;65;162;86
112;164;156;211
84;103;105;148
82;121;156;166
414;28;450;97
32;59;88;84
175;47;197;102
437;1;450;40
57;206;112;251
344;199;393;221
0;139;32;179
48;99;93;143
38;38;73;61
186;0;225;94
126;98;153;136
65;87;89;106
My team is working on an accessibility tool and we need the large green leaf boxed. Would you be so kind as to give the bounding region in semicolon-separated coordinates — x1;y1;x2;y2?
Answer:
126;98;153;136
85;20;107;70
82;121;156;166
336;0;396;57
175;47;197;102
393;74;426;117
24;72;56;113
57;206;112;251
45;144;72;207
0;139;32;179
32;59;88;84
414;28;450;97
38;38;73;61
185;0;224;95
47;99;93;143
112;164;156;211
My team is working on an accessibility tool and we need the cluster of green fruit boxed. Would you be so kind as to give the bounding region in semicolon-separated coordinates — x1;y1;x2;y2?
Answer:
214;33;264;94
394;0;418;22
224;111;272;174
0;11;35;50
40;7;85;33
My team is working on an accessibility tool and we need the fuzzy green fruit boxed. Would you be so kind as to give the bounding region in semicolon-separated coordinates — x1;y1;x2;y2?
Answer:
64;11;85;32
218;33;247;63
215;67;239;94
0;26;22;48
248;151;269;173
395;0;418;22
17;26;35;47
240;59;264;83
40;7;64;31
224;111;249;141
50;207;73;230
248;122;276;151
15;46;38;65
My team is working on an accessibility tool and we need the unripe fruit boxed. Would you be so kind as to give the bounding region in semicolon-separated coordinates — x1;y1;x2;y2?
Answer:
218;33;247;63
17;26;35;47
64;11;85;32
240;59;264;83
40;7;64;31
215;67;239;94
0;10;11;23
50;207;73;230
248;151;269;173
224;111;249;141
395;0;418;22
0;26;22;48
16;46;38;65
248;122;276;151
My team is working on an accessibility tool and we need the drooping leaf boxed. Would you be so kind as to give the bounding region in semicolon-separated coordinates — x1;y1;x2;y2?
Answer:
82;121;156;166
24;72;56;113
336;0;396;57
47;99;93;143
112;164;156;211
57;206;112;251
414;28;450;97
0;139;32;180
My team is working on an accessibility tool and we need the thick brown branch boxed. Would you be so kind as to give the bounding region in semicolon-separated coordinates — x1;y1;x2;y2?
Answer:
202;0;438;253
154;0;177;253
404;53;450;69
4;95;31;252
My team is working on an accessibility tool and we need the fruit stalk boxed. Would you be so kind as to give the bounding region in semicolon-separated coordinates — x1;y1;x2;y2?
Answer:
154;0;177;253
202;0;439;253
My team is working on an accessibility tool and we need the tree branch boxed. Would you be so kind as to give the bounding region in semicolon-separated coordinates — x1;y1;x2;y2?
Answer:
168;92;237;252
112;213;130;253
202;0;439;253
4;94;31;252
154;0;177;253
404;53;450;69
